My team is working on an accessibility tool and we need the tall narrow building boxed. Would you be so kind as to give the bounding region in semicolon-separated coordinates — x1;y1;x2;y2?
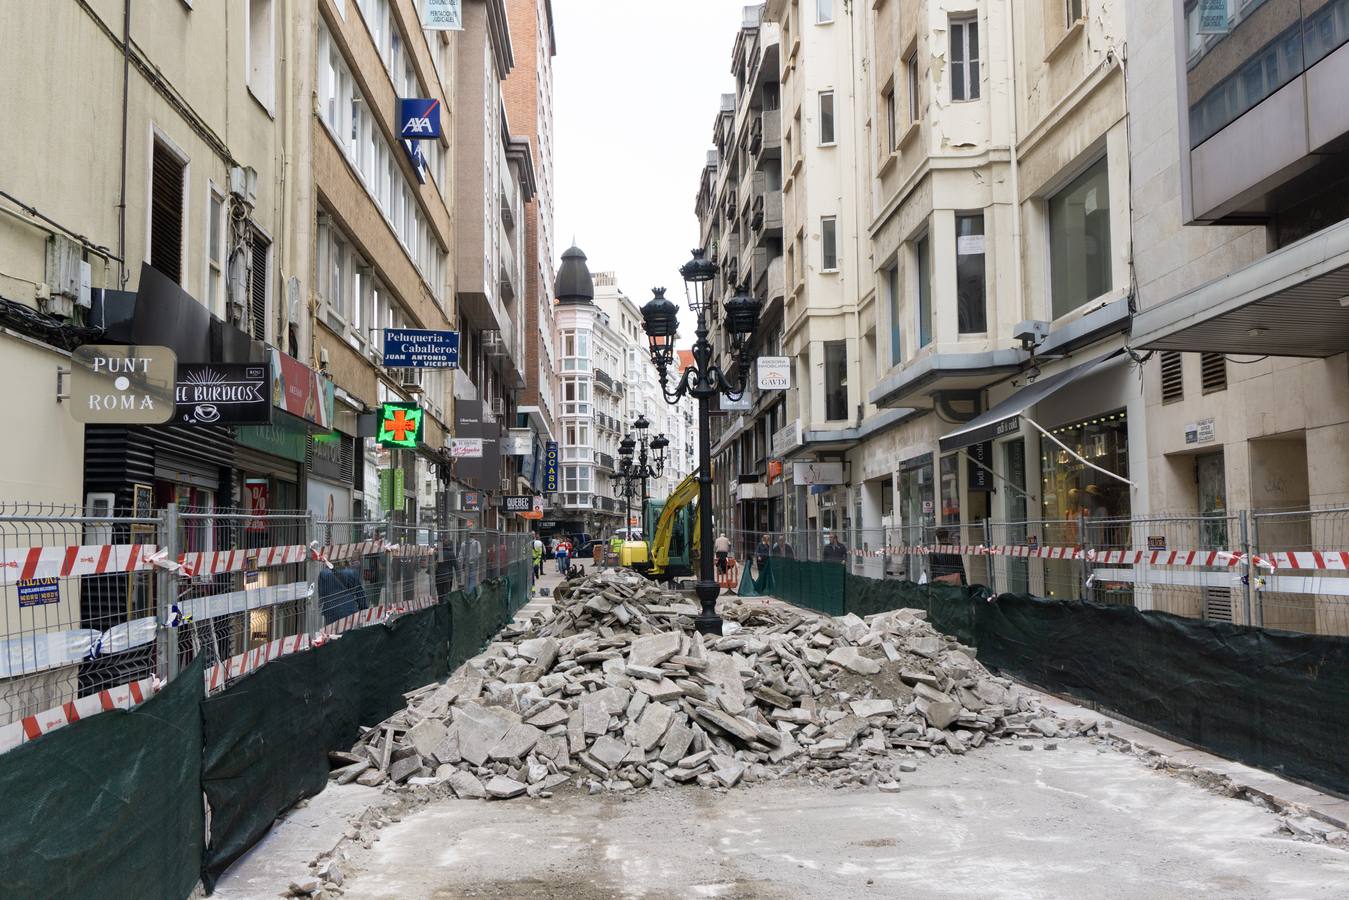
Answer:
503;0;560;485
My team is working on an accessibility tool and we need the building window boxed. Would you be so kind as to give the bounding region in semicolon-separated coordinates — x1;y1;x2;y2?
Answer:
821;216;838;271
956;214;987;334
248;228;269;342
905;50;921;125
916;233;932;347
206;186;224;316
246;0;275;110
824;340;847;421
882;84;897;152
150;137;186;285
1066;0;1084;25
885;263;901;366
940;454;960;525
818;91;835;145
816;0;833;24
949;15;979;102
1049;155;1112;318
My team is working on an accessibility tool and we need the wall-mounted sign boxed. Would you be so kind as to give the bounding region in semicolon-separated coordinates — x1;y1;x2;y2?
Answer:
1147;535;1167;551
757;356;791;390
461;491;482;511
1184;418;1216;445
382;329;460;368
377;402;424;448
544;441;559;493
772;420;803;457
792;461;845;485
379;468;405;511
270;348;334;429
766;459;784;486
398;98;442;139
174;363;270;425
501;428;533;456
501;495;534;513
422;0;463;31
69;344;176;424
450;438;484;458
402;140;427;185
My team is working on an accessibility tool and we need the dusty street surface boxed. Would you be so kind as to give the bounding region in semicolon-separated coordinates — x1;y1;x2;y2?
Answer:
332;740;1349;900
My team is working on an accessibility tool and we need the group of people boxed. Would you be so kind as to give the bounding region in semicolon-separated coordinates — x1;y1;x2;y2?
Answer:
530;534;579;578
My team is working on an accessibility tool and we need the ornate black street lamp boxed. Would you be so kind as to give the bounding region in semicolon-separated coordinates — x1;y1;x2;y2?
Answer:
617;416;668;544
640;248;762;634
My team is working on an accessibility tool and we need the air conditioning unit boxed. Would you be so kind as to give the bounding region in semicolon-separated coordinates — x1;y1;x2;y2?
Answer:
499;478;512;493
490;397;505;417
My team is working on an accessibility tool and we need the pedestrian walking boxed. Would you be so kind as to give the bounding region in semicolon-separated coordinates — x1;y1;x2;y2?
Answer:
822;530;848;563
531;535;544;580
555;539;570;574
754;533;771;576
715;532;732;575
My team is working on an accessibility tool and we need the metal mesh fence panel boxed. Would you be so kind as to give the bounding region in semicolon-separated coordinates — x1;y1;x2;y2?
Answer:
1253;507;1349;635
0;503;163;726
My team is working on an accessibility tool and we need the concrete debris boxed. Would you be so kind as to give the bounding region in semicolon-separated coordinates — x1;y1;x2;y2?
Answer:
337;568;1076;800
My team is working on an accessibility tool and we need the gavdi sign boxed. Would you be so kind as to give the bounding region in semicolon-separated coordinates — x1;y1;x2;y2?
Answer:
398;98;442;139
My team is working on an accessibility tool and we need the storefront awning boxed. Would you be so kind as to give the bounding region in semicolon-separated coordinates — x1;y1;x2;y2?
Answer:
938;349;1126;452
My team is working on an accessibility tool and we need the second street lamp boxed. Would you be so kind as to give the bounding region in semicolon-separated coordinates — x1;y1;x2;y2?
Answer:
640;248;762;635
618;417;667;552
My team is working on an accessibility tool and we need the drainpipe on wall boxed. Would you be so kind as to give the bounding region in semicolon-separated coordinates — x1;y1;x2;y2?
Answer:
117;0;131;287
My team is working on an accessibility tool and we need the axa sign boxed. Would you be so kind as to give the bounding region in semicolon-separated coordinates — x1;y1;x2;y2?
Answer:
398;98;442;139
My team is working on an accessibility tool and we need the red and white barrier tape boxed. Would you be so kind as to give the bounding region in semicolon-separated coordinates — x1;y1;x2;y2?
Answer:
847;544;1281;571
0;544;160;584
0;676;160;754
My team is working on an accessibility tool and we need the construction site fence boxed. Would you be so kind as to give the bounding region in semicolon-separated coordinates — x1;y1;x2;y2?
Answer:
737;556;1349;799
725;505;1349;637
0;501;535;898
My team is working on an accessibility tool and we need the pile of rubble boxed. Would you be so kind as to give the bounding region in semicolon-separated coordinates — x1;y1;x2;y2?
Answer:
329;570;1087;800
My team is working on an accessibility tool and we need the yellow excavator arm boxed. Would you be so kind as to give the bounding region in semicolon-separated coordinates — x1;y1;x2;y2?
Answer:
648;474;699;575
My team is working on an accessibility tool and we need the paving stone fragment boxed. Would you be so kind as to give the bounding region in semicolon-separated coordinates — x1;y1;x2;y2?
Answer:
484;776;527;799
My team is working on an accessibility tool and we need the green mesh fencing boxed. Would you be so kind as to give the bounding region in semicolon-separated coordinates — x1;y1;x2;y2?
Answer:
201;601;449;890
0;659;205;900
739;558;845;616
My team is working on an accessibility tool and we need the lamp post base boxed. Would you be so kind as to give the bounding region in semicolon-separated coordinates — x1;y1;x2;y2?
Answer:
693;579;723;636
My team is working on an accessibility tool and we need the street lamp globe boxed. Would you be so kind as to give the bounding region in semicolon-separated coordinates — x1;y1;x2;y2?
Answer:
678;247;717;316
634;414;650;432
724;290;763;347
619;434;636;458
650;434;669;453
640;288;679;372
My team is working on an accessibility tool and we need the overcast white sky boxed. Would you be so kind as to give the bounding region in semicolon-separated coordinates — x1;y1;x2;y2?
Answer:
553;0;748;343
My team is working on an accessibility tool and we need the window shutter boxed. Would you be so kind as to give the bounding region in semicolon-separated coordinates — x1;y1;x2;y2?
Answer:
1160;351;1183;404
150;143;184;283
1200;352;1227;394
249;229;269;340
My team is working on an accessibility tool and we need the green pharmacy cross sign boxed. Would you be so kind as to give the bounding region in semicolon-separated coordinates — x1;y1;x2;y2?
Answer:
377;402;424;448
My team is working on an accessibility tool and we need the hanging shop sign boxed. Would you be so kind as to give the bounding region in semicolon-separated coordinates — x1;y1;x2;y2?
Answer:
68;344;176;424
461;491;482;511
377;402;424;448
757;357;791;390
792;461;845;486
543;441;560;493
966;441;994;492
269;348;334;429
501;495;534;513
174;363;270;426
398;98;442;139
766;459;784;486
501;428;533;456
721;392;752;413
771;420;803;457
422;0;463;31
450;438;484;458
382;329;460;368
379;468;405;511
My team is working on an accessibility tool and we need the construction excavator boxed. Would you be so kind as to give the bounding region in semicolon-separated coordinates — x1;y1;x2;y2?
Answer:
622;473;698;584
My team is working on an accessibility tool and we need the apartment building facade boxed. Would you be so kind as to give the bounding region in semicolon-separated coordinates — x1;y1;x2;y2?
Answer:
313;0;458;530
452;0;536;530
503;0;560;482
697;5;790;546
1126;0;1349;633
